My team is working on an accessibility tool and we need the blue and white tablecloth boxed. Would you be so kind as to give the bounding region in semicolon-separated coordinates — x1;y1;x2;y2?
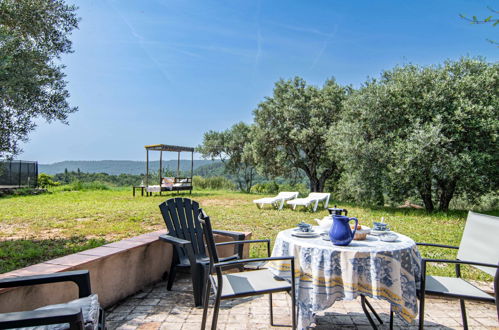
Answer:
268;227;422;329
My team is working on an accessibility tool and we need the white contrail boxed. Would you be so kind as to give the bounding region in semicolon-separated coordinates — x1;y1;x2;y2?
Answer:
106;0;172;82
310;24;338;71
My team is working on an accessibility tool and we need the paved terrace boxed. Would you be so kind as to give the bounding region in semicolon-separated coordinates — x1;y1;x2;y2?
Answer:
106;273;498;330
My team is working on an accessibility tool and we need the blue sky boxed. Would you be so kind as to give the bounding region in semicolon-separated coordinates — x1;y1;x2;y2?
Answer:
20;0;498;163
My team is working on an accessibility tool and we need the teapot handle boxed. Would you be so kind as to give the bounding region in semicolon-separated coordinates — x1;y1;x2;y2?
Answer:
349;217;358;237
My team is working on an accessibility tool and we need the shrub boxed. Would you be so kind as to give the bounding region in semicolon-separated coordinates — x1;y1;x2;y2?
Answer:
0;188;48;198
449;191;499;211
278;183;310;197
38;173;60;188
251;182;309;197
250;181;279;194
61;181;110;191
193;176;236;190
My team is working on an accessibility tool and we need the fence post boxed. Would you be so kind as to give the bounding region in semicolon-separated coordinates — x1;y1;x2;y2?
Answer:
35;161;38;187
18;161;21;188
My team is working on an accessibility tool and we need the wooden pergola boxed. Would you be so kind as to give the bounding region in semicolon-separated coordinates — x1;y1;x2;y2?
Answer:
144;144;195;188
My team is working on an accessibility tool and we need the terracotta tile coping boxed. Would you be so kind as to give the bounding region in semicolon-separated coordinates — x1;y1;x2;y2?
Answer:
0;230;167;286
0;229;251;294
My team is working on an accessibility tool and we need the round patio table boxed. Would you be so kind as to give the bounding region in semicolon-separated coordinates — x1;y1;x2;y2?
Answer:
268;227;422;329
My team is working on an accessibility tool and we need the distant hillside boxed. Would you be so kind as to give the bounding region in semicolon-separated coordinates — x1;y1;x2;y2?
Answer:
193;161;226;177
40;160;220;175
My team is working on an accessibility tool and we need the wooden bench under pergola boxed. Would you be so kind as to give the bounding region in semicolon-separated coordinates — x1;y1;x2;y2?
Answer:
137;144;194;196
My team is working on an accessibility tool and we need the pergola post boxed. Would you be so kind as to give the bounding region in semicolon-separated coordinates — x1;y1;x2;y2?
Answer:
145;149;149;187
159;151;163;195
177;151;180;178
191;151;194;179
159;150;163;184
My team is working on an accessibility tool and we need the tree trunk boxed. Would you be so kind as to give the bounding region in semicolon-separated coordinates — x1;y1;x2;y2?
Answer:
437;179;456;212
373;186;384;206
247;167;253;193
236;176;244;192
419;179;434;212
244;167;254;193
309;177;320;192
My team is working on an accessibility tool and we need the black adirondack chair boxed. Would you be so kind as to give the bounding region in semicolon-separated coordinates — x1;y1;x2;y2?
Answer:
159;197;245;306
0;270;105;329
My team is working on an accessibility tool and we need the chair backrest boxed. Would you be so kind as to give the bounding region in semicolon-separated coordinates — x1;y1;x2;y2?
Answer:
457;211;499;276
308;192;329;200
159;198;206;261
198;209;220;268
277;191;298;199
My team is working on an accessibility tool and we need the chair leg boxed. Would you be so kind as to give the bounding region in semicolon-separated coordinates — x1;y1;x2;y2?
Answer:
166;264;177;291
69;320;84;330
363;296;383;324
269;293;274;325
419;292;425;330
98;307;105;330
191;264;205;307
291;288;297;330
201;279;211;330
360;295;379;329
313;200;319;212
460;299;468;330
211;288;222;330
389;305;394;330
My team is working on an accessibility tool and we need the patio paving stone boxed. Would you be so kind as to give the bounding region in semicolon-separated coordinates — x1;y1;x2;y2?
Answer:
106;273;498;329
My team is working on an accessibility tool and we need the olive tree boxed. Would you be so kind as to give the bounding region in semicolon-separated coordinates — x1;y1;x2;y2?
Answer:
0;0;79;158
331;57;498;211
198;122;256;192
252;77;349;192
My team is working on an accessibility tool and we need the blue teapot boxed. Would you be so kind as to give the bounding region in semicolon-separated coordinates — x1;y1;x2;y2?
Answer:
328;215;358;246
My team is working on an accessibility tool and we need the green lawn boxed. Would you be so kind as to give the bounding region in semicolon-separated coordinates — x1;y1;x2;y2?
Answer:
1;188;497;280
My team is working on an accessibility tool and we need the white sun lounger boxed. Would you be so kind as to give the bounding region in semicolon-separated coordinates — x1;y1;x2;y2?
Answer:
286;192;331;212
253;191;299;210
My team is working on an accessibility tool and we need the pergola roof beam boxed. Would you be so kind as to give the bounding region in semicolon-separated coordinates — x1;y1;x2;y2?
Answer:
144;144;195;152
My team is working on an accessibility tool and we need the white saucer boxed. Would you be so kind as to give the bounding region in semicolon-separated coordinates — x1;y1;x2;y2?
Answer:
379;233;398;242
370;229;391;236
292;231;319;238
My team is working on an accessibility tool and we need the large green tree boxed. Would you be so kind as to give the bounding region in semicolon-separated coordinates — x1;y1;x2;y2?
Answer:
331;57;499;211
0;0;79;158
252;77;349;192
198;122;256;192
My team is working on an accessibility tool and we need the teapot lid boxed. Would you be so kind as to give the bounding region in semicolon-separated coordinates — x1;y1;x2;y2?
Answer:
327;205;348;215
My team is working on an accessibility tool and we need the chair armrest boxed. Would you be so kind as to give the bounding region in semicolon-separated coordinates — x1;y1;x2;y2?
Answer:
214;256;294;269
419;259;499;297
422;258;499;269
215;239;270;246
0;270;91;298
212;229;245;240
0;307;83;329
416;242;459;249
215;239;271;257
159;234;191;247
212;230;247;258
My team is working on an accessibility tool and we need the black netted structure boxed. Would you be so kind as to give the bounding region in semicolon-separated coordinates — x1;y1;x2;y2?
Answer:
0;160;38;188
